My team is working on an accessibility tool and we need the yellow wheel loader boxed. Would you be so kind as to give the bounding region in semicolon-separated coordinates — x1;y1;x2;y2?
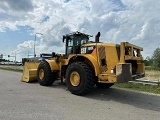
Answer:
21;31;145;95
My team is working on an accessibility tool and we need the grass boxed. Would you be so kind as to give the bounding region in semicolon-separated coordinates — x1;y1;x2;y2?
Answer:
0;67;23;72
145;70;160;80
145;66;160;71
114;83;160;94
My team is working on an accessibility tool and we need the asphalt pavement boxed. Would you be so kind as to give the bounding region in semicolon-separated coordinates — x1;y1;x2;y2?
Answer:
0;69;160;120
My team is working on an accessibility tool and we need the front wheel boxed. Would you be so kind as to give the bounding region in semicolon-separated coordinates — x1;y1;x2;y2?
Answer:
66;62;95;95
37;61;56;86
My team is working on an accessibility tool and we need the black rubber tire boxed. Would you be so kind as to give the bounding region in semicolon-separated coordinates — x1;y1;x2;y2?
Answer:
66;62;96;95
132;65;137;75
37;61;55;86
96;83;114;88
126;60;137;75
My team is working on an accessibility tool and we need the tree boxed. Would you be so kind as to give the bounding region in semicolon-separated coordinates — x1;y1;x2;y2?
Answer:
144;56;153;66
152;47;160;68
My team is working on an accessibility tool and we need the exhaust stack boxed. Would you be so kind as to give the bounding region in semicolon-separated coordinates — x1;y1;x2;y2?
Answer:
95;32;100;42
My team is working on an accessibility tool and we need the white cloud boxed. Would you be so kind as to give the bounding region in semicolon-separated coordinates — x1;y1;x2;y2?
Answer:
1;0;160;61
0;0;34;12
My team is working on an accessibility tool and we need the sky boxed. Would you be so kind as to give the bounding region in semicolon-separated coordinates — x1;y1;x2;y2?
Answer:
0;0;160;62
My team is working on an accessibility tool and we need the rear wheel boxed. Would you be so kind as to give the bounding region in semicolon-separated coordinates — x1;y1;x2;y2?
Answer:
126;60;137;75
132;65;137;75
37;61;56;86
96;83;114;88
66;62;95;95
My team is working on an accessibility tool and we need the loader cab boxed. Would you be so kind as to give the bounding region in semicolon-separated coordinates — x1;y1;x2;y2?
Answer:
63;32;91;57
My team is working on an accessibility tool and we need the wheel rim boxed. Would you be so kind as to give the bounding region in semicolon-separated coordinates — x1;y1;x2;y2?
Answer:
70;71;80;86
39;69;44;80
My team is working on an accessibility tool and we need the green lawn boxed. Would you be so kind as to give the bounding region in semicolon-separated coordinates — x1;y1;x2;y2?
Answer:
0;67;22;72
114;82;160;94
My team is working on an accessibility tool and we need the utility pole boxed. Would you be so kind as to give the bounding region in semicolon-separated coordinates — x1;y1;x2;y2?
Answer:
34;33;43;58
15;51;16;64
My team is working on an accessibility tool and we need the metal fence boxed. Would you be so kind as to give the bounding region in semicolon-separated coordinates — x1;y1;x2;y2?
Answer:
129;79;160;86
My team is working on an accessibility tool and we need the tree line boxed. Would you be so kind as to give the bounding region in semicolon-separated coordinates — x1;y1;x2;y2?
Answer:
0;59;9;62
144;47;160;70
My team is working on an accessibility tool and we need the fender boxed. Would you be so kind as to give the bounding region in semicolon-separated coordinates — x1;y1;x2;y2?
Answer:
46;60;60;71
68;54;100;76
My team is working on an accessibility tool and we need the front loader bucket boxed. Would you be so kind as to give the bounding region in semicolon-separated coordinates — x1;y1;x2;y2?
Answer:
21;61;40;82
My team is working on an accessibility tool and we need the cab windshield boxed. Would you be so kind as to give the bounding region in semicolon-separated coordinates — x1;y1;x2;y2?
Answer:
68;35;89;47
66;35;89;55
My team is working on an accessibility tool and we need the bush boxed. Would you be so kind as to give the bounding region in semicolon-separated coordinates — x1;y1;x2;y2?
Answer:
152;47;160;68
